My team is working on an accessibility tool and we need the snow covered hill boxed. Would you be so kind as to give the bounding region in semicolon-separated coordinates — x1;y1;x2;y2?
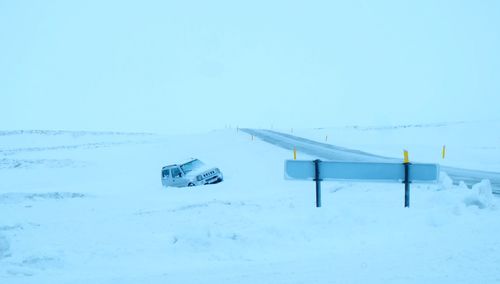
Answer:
0;127;499;283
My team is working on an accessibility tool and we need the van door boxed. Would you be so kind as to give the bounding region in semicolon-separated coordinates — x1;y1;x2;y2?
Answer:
170;166;187;187
162;168;171;186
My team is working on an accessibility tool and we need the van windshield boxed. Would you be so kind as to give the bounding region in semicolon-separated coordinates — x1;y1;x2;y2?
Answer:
180;159;204;174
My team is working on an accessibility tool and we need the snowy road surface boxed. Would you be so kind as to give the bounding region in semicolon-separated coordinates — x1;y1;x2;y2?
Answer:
241;129;500;194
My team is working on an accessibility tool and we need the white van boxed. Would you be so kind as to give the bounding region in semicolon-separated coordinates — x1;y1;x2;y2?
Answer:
161;159;223;187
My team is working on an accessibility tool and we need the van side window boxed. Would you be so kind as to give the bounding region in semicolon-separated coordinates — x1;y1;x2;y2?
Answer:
162;168;170;178
171;167;182;178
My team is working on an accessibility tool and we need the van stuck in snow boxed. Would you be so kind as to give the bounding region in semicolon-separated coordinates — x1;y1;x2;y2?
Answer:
161;158;223;187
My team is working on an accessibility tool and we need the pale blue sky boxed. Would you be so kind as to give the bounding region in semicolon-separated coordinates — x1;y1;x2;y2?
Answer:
1;0;499;133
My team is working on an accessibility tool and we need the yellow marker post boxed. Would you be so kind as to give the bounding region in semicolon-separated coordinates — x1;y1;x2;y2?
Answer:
442;145;446;159
293;147;297;160
403;150;409;164
403;150;410;207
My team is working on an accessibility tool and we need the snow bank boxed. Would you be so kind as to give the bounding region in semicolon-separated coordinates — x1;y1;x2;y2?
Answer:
438;172;453;190
464;179;494;209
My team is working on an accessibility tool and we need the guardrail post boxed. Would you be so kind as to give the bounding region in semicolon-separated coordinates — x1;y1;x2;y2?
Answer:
404;162;411;208
285;158;439;208
314;159;322;208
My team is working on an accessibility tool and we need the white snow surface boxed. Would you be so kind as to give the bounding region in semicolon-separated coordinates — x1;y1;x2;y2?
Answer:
1;126;500;283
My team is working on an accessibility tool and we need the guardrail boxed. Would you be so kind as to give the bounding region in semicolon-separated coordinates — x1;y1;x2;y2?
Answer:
285;160;440;208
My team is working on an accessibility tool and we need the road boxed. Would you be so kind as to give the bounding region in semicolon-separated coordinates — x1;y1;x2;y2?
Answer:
242;129;500;194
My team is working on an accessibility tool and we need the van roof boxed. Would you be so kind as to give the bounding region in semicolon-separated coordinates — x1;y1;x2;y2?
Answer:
162;158;198;169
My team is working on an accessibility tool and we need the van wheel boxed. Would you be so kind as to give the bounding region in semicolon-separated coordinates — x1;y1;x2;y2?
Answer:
188;183;195;187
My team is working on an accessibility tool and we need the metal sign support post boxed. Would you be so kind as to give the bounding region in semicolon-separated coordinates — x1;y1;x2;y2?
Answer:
404;162;411;208
314;159;322;208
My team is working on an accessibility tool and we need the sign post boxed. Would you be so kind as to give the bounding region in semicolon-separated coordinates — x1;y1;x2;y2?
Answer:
314;159;322;207
403;150;410;208
285;160;439;208
404;161;410;208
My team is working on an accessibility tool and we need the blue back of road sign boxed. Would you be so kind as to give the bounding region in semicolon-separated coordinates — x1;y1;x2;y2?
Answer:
285;160;439;183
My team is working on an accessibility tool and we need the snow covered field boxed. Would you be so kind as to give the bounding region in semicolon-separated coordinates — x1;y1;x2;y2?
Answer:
1;125;499;283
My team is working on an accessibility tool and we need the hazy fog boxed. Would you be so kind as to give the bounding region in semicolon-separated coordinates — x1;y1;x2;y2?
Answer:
1;0;499;133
